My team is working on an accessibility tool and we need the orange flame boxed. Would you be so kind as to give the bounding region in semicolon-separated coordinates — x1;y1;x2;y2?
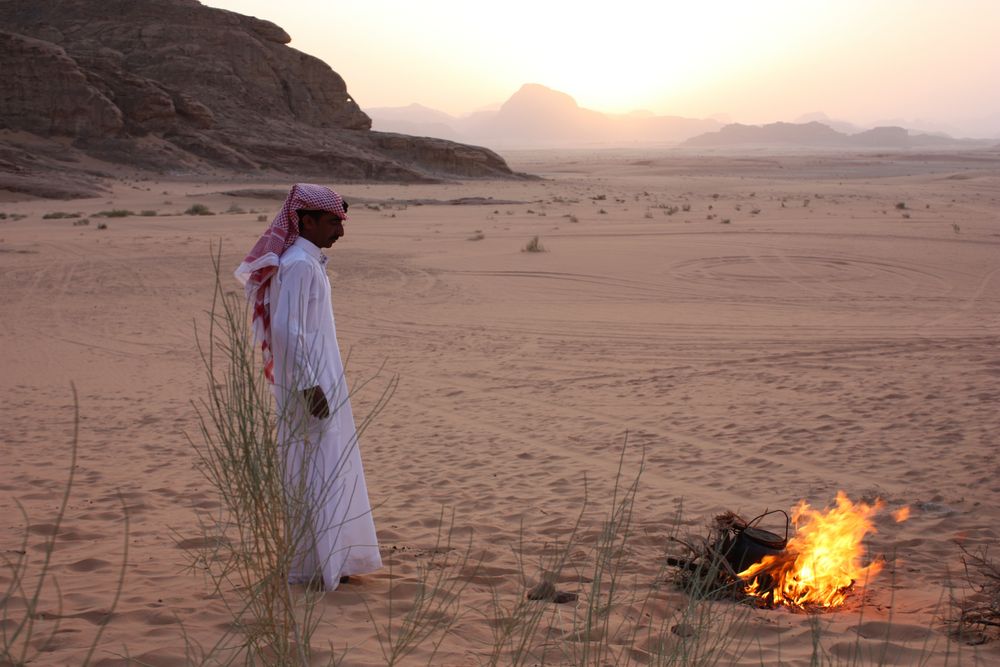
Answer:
738;492;884;609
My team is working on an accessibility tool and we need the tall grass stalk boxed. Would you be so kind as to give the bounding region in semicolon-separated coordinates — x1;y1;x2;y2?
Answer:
187;247;395;664
367;508;478;666
0;384;129;667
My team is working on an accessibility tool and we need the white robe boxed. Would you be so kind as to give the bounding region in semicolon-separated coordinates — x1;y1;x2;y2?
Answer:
268;237;382;589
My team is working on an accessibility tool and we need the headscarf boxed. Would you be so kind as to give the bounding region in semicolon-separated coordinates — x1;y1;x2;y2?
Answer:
234;183;348;383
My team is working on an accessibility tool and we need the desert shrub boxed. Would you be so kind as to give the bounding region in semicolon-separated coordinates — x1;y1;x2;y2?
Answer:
185;203;214;216
523;236;545;253
895;201;907;209
96;222;108;230
95;209;133;218
952;544;1000;644
140;210;158;217
42;211;81;219
468;230;485;241
721;218;732;224
257;214;268;222
226;203;246;214
73;218;90;226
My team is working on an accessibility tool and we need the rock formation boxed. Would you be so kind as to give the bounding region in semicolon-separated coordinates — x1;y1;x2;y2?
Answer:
0;0;519;197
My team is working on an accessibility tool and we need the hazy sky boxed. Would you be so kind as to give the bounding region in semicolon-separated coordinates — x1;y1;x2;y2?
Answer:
203;0;1000;135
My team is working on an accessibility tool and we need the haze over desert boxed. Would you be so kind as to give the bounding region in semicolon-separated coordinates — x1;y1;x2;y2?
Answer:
2;0;1000;665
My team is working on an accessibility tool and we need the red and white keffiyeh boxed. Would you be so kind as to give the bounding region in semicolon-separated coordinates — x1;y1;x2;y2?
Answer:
234;183;347;383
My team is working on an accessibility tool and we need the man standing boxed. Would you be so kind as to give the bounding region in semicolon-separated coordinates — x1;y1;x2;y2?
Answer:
235;183;381;590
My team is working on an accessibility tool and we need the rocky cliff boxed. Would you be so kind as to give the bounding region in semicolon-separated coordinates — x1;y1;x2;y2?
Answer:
0;0;519;197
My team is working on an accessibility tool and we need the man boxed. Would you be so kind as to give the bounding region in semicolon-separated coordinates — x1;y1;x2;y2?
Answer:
235;183;382;590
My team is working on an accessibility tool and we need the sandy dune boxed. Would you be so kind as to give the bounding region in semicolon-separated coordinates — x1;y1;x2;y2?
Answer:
1;151;999;665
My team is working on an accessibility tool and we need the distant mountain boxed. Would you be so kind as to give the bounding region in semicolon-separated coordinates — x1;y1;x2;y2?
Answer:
681;121;989;150
364;103;464;141
367;84;721;149
793;112;864;135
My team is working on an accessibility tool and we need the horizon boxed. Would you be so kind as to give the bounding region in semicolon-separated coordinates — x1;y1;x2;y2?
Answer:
202;0;1000;138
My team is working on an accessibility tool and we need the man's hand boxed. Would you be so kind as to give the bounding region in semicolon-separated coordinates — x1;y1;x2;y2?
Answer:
303;385;330;419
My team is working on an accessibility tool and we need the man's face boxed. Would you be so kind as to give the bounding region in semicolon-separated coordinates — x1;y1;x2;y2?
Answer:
301;211;345;248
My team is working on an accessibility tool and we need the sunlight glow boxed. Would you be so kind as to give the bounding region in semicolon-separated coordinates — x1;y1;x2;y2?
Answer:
203;0;1000;134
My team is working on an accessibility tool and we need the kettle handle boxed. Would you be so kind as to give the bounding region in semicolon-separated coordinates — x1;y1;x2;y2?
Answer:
746;508;790;543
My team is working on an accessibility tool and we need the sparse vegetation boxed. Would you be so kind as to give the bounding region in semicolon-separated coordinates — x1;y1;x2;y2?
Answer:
682;203;691;212
720;218;732;224
896;201;907;210
751;208;761;215
598;209;608;215
468;230;485;241
952;544;1000;644
140;210;158;217
523;235;545;252
42;211;82;219
952;223;961;234
185;203;214;216
0;387;128;667
73;218;91;227
257;214;268;222
95;209;134;218
226;203;246;214
96;222;108;230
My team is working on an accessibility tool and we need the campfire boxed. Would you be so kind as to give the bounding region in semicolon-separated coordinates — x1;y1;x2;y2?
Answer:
669;492;907;611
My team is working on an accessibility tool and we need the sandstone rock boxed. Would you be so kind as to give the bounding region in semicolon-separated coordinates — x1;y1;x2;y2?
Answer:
0;0;521;193
0;31;124;137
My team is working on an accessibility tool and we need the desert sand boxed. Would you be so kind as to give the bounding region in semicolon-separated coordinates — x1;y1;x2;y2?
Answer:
2;150;999;665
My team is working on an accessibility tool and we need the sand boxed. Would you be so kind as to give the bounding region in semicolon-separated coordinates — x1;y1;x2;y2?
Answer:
1;150;999;665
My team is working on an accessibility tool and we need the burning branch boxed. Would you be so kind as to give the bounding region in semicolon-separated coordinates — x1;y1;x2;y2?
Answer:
667;493;901;612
